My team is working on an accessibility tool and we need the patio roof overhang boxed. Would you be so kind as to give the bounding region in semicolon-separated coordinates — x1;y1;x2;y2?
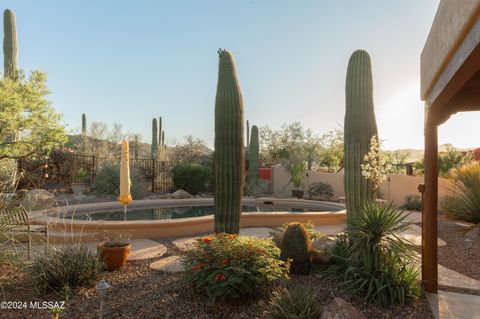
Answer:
420;0;480;294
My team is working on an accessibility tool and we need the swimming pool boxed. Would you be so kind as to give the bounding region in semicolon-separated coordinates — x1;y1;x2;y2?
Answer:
70;204;337;221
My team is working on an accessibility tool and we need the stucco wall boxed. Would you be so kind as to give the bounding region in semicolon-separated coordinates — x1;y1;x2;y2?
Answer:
421;0;480;99
271;165;451;205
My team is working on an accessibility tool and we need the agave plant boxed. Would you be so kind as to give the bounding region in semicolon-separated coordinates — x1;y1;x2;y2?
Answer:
327;202;420;306
442;162;480;223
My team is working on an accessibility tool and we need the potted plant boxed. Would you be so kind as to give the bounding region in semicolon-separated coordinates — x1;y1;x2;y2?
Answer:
97;236;131;271
291;164;306;199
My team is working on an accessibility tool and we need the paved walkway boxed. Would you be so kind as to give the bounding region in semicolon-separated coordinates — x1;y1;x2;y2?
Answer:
427;291;480;319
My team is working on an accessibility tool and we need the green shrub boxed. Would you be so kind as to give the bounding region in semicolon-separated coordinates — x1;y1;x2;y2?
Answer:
183;233;289;303
270;221;321;247
26;244;100;297
307;182;334;201
327;202;420;306
280;223;312;275
90;162;140;197
442;162;480;223
268;283;319;319
172;163;211;195
400;195;422;211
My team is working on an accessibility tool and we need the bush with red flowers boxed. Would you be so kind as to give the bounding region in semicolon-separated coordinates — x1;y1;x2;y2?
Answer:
183;233;289;303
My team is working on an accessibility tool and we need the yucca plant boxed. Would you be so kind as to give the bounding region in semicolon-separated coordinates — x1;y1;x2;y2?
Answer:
327;202;420;306
442;162;480;223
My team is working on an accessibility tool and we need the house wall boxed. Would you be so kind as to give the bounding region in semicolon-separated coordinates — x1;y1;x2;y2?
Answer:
271;165;451;205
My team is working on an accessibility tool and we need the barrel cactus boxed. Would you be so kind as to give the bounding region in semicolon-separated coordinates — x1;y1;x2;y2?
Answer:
344;49;378;218
151;118;158;159
280;222;312;275
214;49;245;234
3;9;17;79
247;125;259;193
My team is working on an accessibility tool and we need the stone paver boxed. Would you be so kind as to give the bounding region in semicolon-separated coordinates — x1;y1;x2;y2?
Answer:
150;256;185;273
172;237;199;252
239;227;273;238
438;264;480;291
402;211;422;223
427;291;480;319
399;224;447;247
128;239;167;260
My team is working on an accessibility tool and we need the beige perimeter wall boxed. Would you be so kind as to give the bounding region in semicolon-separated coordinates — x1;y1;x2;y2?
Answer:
271;165;451;205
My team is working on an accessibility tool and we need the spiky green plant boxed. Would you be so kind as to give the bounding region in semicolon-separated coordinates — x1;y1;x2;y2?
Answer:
247;125;259;193
3;9;17;79
327;202;419;306
214;49;244;234
344;49;378;218
442;162;480;223
151;118;158;159
280;222;312;275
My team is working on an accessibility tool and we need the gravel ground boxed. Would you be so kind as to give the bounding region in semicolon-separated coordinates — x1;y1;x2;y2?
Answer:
0;238;433;319
438;218;480;281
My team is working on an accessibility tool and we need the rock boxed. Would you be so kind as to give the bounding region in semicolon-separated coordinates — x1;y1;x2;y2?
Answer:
172;237;199;251
312;236;336;251
465;224;480;241
150;256;185;273
171;190;194;199
321;298;366;319
21;189;56;210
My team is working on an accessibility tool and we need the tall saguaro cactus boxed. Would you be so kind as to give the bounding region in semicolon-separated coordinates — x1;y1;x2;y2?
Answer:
248;125;259;192
151;118;158;159
3;9;17;79
246;120;250;149
158;117;162;146
344;49;378;218
214;49;245;234
81;114;87;152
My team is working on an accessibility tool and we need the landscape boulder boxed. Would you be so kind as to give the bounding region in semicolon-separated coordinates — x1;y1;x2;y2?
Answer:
321;298;366;319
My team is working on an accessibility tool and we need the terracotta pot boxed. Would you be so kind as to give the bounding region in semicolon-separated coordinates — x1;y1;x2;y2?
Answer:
292;189;304;199
97;243;131;271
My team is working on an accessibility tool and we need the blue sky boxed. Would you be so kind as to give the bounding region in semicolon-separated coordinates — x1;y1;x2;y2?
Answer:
4;0;477;150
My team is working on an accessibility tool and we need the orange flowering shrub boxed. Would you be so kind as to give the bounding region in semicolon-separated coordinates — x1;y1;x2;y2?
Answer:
183;233;289;303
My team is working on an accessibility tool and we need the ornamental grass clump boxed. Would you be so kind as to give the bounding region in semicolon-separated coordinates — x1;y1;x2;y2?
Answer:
183;233;289;303
442;162;480;223
26;244;100;298
90;162;140;197
327;202;420;306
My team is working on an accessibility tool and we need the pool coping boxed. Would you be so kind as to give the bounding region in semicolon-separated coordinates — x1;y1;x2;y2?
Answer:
30;198;346;241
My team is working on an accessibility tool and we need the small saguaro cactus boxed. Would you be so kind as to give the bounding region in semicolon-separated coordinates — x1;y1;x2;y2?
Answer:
247;125;259;193
214;49;245;234
246;120;250;149
280;222;312;275
3;9;18;79
344;49;378;219
158;116;162;146
81;114;87;152
134;135;139;159
151;118;158;159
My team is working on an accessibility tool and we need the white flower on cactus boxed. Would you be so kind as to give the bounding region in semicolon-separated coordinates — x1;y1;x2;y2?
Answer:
360;135;391;191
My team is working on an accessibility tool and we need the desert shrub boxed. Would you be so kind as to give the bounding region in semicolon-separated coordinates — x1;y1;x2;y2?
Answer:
307;182;334;201
268;283;319;319
172;163;211;195
90;162;140;197
280;223;312;275
400;195;422;211
270;221;321;247
26;244;100;297
442;162;480;223
183;233;289;303
327;202;420;306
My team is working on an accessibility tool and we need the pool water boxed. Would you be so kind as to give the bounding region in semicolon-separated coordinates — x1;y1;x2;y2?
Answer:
71;205;331;221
